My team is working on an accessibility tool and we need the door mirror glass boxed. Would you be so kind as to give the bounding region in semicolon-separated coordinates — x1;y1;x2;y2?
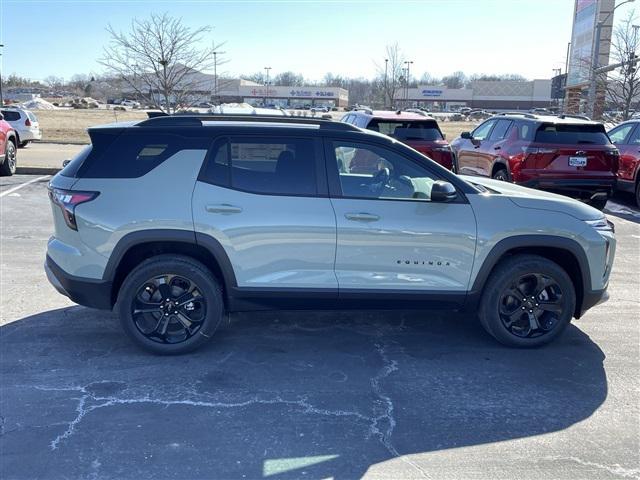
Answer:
62;159;71;168
461;131;472;139
430;180;458;202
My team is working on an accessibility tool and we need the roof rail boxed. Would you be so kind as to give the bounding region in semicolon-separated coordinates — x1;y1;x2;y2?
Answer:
137;114;359;130
497;111;537;119
557;114;591;121
354;107;373;114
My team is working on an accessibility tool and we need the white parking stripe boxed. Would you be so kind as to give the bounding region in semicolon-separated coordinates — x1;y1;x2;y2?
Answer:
0;175;50;198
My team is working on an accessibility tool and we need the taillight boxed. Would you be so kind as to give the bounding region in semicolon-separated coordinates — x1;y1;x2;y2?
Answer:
605;149;620;171
48;187;99;230
25;118;31;127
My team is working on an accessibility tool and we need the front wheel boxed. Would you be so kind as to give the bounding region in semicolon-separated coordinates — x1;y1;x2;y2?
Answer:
117;255;224;354
0;141;17;176
478;254;575;348
492;168;509;182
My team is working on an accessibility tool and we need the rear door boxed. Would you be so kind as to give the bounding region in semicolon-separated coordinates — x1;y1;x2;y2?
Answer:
192;133;338;292
326;138;476;298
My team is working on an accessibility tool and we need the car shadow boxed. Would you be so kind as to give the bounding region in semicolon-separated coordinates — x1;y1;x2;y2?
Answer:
606;192;640;224
0;306;607;479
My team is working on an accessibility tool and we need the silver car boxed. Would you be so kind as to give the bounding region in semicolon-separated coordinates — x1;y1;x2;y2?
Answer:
45;114;616;354
0;107;42;147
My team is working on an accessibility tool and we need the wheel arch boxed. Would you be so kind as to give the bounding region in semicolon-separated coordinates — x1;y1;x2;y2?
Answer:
469;235;590;318
491;158;509;177
105;229;237;307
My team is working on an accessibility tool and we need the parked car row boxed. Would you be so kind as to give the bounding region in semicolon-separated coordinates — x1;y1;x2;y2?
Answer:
342;109;640;208
0;107;41;148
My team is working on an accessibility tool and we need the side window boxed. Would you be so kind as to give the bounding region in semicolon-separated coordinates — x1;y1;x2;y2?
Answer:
1;110;21;121
488;120;512;141
472;120;496;141
203;137;318;196
517;122;533;141
332;141;440;201
609;123;635;144
81;132;211;178
342;114;354;124
627;125;640;145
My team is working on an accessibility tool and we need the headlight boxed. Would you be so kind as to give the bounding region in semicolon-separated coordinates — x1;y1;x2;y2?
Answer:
585;218;615;233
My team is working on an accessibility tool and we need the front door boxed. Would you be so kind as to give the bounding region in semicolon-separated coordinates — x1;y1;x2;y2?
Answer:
326;139;477;297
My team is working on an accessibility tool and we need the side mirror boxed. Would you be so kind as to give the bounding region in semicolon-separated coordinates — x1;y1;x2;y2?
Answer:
62;159;71;168
460;131;472;140
431;180;458;202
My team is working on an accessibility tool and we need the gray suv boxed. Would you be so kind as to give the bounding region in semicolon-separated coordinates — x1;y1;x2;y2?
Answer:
45;115;616;354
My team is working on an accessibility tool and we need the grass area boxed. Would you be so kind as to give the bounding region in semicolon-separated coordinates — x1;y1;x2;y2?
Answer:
35;109;148;143
34;109;478;144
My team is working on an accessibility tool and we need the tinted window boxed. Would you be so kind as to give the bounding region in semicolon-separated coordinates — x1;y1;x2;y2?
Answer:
608;123;635;144
368;120;443;141
488;120;512;141
204;137;318;196
472;120;496;140
60;145;92;178
516;122;534;141
534;123;610;144
627;125;640;145
1;110;21;121
332;141;440;201
81;132;211;178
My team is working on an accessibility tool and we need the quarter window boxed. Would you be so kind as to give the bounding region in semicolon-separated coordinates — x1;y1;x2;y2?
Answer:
332;141;440;201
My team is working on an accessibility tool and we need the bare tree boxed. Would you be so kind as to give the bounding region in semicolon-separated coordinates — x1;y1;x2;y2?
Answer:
99;13;223;113
602;11;640;120
43;75;65;90
273;71;305;86
375;43;405;108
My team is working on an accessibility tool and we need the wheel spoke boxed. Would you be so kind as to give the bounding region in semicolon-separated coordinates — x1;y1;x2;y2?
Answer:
154;316;170;337
534;275;554;296
506;287;525;303
527;312;540;332
157;281;172;300
504;310;523;328
538;301;563;314
133;299;162;315
175;312;193;329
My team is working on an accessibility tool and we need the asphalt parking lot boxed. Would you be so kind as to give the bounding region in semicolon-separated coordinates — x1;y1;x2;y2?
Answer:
0;174;639;480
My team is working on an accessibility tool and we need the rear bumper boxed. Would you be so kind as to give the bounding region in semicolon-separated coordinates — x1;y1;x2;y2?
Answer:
520;178;616;198
616;178;636;193
18;129;42;142
45;255;113;310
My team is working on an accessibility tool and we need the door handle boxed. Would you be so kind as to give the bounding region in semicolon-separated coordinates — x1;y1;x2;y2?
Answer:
474;145;480;149
205;204;243;214
494;146;501;150
344;212;380;222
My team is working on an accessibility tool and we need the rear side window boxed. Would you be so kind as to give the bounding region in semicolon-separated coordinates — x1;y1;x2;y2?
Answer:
201;136;319;196
488;120;512;141
26;112;38;122
81;132;211;178
1;110;21;121
368;120;443;141
534;123;610;145
60;145;93;178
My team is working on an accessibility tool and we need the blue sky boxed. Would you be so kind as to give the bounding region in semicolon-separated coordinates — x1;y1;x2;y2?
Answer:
1;0;638;83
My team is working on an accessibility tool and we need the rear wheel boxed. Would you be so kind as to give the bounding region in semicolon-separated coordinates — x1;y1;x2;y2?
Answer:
0;140;17;176
117;255;224;354
478;254;575;348
635;180;640;209
492;167;509;181
19;141;30;148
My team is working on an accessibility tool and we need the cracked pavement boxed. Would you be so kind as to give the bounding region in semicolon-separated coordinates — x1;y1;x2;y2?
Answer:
1;175;639;479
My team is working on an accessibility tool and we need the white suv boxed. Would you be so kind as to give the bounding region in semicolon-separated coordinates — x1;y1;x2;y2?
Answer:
1;107;42;147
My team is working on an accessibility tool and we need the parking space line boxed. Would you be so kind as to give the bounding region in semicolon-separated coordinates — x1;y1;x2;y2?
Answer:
0;175;51;198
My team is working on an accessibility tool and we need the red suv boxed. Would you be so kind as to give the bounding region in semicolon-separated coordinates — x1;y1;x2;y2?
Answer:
450;113;619;210
341;109;454;170
608;120;640;207
0;112;18;176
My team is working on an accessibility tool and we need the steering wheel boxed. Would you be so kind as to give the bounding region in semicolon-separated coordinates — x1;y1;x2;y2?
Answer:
369;167;390;195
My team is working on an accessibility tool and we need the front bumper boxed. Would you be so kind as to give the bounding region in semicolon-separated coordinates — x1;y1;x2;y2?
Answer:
45;255;113;310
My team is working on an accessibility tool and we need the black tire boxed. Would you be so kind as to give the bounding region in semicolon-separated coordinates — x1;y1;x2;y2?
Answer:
18;141;30;148
116;254;224;354
478;254;575;348
492;167;509;182
588;195;609;211
0;140;17;176
635;180;640;209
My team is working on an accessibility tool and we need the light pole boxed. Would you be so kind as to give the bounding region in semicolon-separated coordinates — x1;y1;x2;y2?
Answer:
213;51;219;104
587;0;635;118
0;44;4;107
404;60;413;107
384;58;388;108
264;66;271;106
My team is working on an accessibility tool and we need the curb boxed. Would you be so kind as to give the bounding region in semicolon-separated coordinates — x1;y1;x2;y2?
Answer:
16;166;61;175
33;141;88;146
